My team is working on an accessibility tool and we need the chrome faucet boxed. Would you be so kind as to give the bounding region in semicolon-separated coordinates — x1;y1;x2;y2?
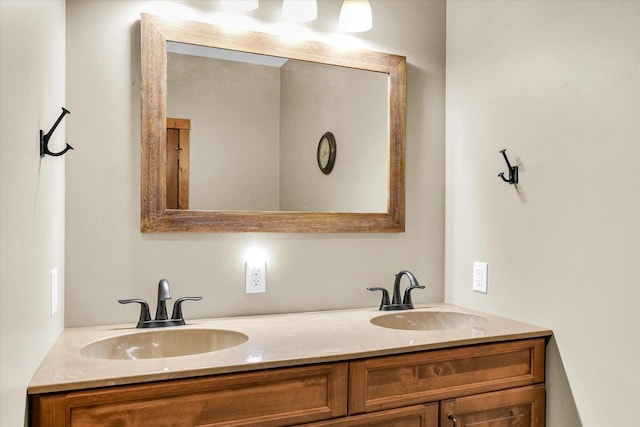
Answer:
368;270;425;311
119;279;202;328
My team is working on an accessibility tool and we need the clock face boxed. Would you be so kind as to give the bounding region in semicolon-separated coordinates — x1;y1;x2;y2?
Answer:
317;132;336;174
319;139;331;168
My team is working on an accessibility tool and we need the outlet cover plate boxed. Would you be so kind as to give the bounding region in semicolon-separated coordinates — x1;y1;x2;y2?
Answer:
245;261;266;293
473;262;488;294
51;268;58;316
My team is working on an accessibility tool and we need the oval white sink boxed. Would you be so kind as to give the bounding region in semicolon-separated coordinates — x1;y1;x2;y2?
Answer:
371;311;488;331
80;329;248;360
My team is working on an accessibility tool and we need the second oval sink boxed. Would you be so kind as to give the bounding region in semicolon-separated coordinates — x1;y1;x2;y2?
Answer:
371;311;488;331
80;328;248;360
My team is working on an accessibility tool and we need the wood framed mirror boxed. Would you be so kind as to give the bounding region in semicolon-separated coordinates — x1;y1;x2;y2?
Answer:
141;14;406;232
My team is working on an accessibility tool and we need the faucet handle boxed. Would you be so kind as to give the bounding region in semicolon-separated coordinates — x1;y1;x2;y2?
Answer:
402;285;425;307
171;296;202;321
367;287;391;310
118;299;151;325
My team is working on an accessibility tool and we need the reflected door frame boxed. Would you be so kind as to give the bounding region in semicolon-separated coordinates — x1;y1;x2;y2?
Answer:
166;118;190;209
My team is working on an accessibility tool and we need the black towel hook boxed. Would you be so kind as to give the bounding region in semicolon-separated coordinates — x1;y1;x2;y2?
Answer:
40;107;73;157
498;149;518;185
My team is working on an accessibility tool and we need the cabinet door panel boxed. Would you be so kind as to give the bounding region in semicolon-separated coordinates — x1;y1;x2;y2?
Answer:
349;338;545;414
441;385;545;427
301;404;438;427
31;363;347;427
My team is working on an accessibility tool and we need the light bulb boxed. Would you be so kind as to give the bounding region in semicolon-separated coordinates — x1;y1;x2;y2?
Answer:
339;0;372;32
220;0;258;12
282;0;317;23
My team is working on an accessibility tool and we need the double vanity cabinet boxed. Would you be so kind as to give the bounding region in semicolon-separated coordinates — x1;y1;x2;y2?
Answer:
28;306;551;426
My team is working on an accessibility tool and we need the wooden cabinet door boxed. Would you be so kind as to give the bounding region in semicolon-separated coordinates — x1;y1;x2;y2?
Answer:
301;404;438;427
31;363;347;427
349;338;545;414
441;385;545;427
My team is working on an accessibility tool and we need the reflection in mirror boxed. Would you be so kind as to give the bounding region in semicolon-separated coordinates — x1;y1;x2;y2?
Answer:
141;14;406;232
166;43;389;213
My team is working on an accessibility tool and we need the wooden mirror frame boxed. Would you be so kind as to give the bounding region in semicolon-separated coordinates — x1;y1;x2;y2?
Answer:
141;14;406;233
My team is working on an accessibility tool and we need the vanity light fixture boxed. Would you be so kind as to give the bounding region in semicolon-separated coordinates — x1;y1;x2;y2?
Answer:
282;0;318;23
339;0;373;32
220;0;258;12
219;0;370;32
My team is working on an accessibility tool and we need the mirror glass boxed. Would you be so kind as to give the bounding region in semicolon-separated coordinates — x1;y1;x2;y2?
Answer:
141;14;406;232
166;42;389;212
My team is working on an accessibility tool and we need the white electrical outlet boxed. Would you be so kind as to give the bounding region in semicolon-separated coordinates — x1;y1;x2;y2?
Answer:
473;261;488;293
245;261;266;293
50;268;58;316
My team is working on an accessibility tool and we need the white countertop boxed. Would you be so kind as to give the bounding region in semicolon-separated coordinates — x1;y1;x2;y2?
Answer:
28;304;552;394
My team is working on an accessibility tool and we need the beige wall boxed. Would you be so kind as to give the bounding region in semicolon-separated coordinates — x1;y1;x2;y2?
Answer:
0;1;66;425
445;1;640;425
279;60;388;212
65;0;445;326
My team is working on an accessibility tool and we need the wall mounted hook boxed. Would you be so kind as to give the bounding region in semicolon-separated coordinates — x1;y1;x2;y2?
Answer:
40;107;73;157
498;149;518;184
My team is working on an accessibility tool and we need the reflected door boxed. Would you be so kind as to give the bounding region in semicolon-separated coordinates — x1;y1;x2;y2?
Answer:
166;118;190;209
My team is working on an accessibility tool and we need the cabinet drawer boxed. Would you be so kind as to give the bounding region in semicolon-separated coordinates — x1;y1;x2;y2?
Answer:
301;404;438;427
441;384;545;427
349;338;544;414
31;363;348;427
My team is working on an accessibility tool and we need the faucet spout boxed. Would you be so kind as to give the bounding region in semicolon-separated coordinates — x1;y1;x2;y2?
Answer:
155;279;171;320
393;270;417;305
120;279;202;328
367;270;425;311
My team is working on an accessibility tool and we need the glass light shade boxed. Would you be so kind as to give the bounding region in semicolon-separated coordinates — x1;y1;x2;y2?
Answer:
220;0;259;12
339;0;372;32
282;0;317;22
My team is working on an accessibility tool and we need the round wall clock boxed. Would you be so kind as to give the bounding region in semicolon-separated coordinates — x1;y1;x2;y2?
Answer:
317;131;336;175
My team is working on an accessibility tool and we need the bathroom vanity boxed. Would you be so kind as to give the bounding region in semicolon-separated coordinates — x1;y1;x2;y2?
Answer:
28;305;551;426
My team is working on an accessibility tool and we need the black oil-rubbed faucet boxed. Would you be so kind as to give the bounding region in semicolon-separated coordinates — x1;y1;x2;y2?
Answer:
367;270;425;311
119;279;202;328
